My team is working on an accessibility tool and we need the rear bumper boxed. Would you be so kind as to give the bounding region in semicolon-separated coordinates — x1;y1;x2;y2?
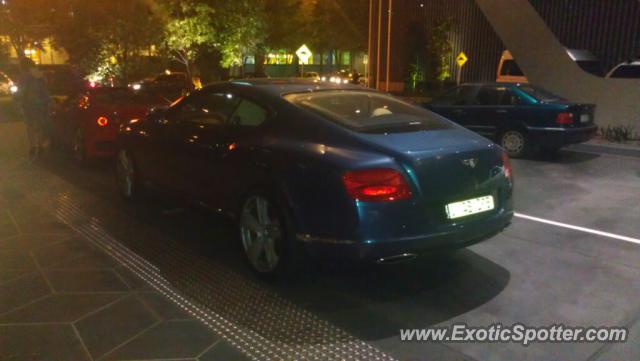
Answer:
86;127;118;158
299;208;513;262
527;125;597;148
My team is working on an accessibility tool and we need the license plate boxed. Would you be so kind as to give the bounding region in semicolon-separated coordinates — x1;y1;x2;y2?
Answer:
445;196;495;219
580;114;591;123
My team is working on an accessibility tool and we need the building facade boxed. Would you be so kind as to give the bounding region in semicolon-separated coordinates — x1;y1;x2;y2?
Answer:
368;0;640;92
0;37;68;66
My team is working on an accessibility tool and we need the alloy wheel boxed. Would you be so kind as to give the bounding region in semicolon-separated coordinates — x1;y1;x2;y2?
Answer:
501;130;525;157
240;195;283;274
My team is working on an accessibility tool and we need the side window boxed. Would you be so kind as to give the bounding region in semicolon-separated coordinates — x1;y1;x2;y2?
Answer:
433;87;473;106
475;87;501;106
476;87;520;106
229;99;268;127
433;88;459;106
175;92;240;125
498;89;522;106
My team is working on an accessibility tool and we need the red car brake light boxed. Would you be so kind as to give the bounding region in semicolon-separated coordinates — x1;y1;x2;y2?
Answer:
501;152;513;179
556;112;573;125
97;116;109;127
342;168;412;202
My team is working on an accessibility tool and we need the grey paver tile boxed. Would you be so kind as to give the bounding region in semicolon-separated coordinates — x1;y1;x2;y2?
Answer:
75;295;158;359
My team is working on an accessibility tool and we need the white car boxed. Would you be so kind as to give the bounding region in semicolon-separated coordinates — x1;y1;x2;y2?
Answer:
497;49;604;83
0;71;16;96
606;60;640;79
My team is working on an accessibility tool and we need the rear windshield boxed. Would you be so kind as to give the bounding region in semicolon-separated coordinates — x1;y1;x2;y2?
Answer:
515;84;564;103
91;88;164;106
500;59;524;76
284;91;452;133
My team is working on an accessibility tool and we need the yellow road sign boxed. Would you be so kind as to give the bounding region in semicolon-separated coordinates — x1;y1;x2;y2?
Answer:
456;52;468;67
296;44;312;65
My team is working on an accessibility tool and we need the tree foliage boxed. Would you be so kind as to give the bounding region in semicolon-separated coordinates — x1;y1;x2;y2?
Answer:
163;0;264;77
0;0;54;60
51;0;164;83
24;0;369;82
426;18;453;82
308;0;368;61
164;1;218;76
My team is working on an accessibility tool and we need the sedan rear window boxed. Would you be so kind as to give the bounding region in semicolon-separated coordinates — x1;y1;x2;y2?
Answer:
92;89;164;106
284;91;452;133
515;84;564;103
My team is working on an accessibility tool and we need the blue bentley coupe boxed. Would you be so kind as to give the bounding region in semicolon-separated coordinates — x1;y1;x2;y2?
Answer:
116;79;514;277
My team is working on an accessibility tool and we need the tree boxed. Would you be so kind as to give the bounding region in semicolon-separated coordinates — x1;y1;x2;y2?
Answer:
164;1;218;79
0;0;53;62
0;43;9;64
308;0;368;68
51;0;164;84
163;0;265;78
212;0;265;70
425;18;453;83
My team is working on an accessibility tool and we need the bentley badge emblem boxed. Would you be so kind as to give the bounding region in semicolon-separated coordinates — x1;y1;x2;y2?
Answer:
461;158;478;168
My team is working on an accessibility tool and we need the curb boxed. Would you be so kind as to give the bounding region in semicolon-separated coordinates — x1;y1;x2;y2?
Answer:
568;143;640;158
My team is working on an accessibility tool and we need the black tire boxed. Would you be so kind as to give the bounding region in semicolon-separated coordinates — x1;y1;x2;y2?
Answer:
116;149;138;200
499;129;530;158
237;190;302;280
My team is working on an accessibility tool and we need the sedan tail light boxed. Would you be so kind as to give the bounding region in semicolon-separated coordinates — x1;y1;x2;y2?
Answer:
501;152;513;179
342;168;412;202
97;116;109;127
556;112;574;125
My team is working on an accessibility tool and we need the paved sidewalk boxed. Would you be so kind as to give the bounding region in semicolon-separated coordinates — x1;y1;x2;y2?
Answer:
567;137;640;158
0;123;249;361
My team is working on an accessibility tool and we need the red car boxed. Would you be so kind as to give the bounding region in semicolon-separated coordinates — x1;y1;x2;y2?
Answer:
51;87;168;163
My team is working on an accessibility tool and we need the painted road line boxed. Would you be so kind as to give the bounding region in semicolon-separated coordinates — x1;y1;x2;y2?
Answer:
515;212;640;245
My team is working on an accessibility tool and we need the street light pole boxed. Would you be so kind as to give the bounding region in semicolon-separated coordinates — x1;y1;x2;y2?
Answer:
385;0;393;92
366;0;373;88
375;0;382;90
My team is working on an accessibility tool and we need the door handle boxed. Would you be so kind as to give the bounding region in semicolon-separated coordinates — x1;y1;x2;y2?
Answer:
495;109;508;114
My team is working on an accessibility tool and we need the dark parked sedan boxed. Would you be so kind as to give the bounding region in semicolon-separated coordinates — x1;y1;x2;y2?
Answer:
424;83;597;157
116;79;514;277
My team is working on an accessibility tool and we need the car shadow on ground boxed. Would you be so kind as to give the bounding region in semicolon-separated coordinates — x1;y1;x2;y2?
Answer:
524;149;600;164
36;152;511;346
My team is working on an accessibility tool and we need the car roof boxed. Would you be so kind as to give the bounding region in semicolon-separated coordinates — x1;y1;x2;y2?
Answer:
459;82;524;87
502;49;599;61
227;78;364;95
566;49;599;61
614;60;640;66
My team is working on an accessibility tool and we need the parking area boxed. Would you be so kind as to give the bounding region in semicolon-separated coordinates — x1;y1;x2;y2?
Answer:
1;120;639;361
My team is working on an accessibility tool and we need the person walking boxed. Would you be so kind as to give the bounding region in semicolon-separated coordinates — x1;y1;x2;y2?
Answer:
16;59;51;161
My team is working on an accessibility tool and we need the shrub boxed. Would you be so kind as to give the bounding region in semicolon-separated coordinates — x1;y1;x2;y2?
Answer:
599;125;637;143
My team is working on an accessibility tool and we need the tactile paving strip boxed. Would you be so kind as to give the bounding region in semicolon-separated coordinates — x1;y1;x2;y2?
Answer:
53;193;397;361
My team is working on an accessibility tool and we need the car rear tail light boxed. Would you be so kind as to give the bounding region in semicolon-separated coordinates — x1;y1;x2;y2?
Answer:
97;116;109;127
342;168;412;202
556;112;573;125
501;152;512;179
